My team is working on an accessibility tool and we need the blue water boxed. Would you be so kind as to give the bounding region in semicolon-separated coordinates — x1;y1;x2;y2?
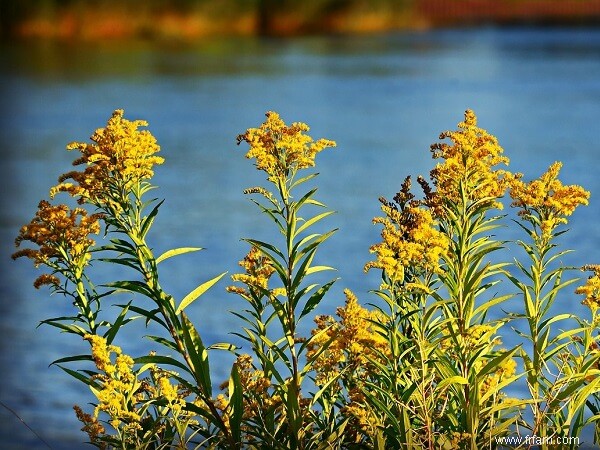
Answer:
1;27;600;448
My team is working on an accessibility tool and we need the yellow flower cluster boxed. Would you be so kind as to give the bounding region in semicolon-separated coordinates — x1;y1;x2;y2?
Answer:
440;324;515;398
430;109;513;209
156;370;186;415
78;335;194;445
51;109;163;205
308;290;389;386
447;431;472;450
510;162;590;240
365;201;449;282
215;354;279;431
227;247;277;297
342;395;382;441
85;334;141;430
12;200;101;286
576;265;600;312
74;405;106;449
440;324;499;353
236;111;336;181
480;355;517;398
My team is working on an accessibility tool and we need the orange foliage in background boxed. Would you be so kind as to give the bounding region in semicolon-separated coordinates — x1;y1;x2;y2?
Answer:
5;0;600;41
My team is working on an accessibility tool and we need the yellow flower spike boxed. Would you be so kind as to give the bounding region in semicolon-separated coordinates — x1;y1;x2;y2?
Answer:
365;193;449;281
85;334;116;374
576;265;600;312
228;247;277;297
215;354;277;423
510;161;590;240
308;289;390;387
430;109;513;210
74;405;106;445
237;111;336;181
81;334;147;437
52;109;164;206
13;200;101;286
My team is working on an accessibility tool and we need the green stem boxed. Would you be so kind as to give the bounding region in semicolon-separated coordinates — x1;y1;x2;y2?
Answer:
283;180;303;450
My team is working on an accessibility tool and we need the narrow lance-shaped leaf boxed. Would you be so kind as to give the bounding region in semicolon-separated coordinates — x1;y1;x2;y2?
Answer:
39;319;87;336
181;313;212;396
156;247;204;265
50;354;93;366
140;199;164;239
145;335;179;352
104;301;132;345
228;363;243;446
104;280;154;299
299;279;337;320
133;354;192;376
175;272;227;315
120;304;168;329
58;365;94;386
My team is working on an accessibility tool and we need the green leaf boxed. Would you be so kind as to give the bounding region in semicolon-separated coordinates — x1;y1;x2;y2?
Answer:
140;199;164;239
58;365;93;386
437;375;468;391
479;347;519;379
291;173;318;190
291;229;336;263
104;301;132;345
290;248;318;291
39;319;87;336
184;400;220;424
104;280;154;298
144;335;179;352
229;364;243;445
299;279;336;320
133;354;192;375
207;342;238;352
120;304;168;329
103;238;137;255
284;378;302;442
176;272;227;315
181;313;212;395
97;257;142;272
243;238;286;262
50;354;93;366
472;293;513;320
156;247;204;264
295;211;335;236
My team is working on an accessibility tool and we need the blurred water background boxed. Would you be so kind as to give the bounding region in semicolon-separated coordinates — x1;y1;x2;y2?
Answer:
1;27;600;448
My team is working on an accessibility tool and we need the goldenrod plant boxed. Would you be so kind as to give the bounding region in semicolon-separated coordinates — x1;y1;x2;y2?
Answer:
14;110;233;448
225;112;339;449
12;109;599;449
508;162;595;449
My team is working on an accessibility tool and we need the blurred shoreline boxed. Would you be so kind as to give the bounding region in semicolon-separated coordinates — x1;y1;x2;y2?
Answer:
2;0;600;42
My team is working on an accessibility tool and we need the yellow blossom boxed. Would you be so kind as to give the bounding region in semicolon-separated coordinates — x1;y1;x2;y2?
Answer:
342;401;382;438
51;109;163;205
440;324;499;353
365;196;449;282
576;265;600;312
236;111;336;181
13;200;101;285
83;334;142;429
430;109;513;210
85;334;121;375
74;405;106;448
510;162;590;240
227;247;277;297
308;289;389;387
481;355;517;395
215;354;279;429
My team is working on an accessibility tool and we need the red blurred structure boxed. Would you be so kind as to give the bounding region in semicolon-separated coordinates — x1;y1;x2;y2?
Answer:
418;0;600;25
